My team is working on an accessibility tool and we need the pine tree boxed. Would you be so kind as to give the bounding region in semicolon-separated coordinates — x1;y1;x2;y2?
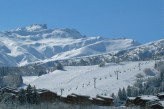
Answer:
32;86;40;104
160;82;164;92
114;96;120;106
26;84;33;104
160;70;164;81
56;63;63;70
111;93;115;98
99;61;105;67
118;88;127;101
122;88;127;100
80;59;87;66
18;88;27;105
131;87;139;97
118;88;122;100
127;85;132;97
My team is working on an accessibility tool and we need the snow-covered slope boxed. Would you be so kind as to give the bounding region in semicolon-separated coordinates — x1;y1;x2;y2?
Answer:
0;24;139;66
34;38;163;68
24;60;159;97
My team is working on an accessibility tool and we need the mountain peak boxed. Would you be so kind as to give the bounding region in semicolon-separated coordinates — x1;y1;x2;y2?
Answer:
15;24;47;32
51;28;84;39
25;24;47;31
5;24;84;39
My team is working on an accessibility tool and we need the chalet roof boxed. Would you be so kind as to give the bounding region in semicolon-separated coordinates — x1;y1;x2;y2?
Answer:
1;86;16;90
71;93;90;98
37;89;57;94
159;101;164;106
157;92;164;96
89;98;93;100
96;95;114;100
127;97;136;100
150;102;163;107
1;86;19;93
67;94;77;97
93;97;105;101
137;95;160;101
60;95;67;98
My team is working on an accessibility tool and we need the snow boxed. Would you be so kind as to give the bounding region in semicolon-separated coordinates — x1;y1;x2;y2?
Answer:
139;95;160;101
23;76;38;85
0;24;163;67
127;97;136;100
0;24;141;66
25;24;47;32
159;101;164;106
23;60;158;97
93;98;105;101
157;92;164;96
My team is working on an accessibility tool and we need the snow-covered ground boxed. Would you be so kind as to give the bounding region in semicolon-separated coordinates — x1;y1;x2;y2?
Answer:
23;76;39;85
23;60;158;97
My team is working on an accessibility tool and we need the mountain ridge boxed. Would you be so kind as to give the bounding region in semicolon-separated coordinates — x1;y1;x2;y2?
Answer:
0;24;142;66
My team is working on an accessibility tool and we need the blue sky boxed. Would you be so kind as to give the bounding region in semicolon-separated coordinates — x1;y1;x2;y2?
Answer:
0;0;163;43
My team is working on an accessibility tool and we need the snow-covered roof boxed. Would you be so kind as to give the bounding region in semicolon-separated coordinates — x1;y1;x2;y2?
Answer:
1;87;18;92
68;94;77;97
150;103;163;107
138;95;159;101
159;101;164;106
96;95;114;100
93;97;105;101
157;92;164;96
37;89;57;94
60;95;67;98
127;97;136;100
71;93;90;98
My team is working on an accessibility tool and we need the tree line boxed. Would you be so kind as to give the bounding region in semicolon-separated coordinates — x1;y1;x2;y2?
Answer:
113;61;164;105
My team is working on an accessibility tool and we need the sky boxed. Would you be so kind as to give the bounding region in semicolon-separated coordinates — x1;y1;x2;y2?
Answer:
0;0;163;43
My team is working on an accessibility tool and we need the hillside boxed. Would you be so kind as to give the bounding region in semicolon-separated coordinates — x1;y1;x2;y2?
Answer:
23;60;160;97
35;38;164;68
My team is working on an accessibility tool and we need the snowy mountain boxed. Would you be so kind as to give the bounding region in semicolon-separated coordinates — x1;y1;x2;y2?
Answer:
0;24;140;66
0;24;163;98
35;38;164;68
21;38;163;98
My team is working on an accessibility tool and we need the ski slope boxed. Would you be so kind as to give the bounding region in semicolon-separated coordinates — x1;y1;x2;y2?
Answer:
23;60;158;97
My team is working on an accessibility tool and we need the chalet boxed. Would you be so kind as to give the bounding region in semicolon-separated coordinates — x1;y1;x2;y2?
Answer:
63;93;91;104
66;94;77;104
71;93;90;104
157;92;164;100
133;95;160;107
125;97;136;107
159;101;164;106
59;95;67;102
2;93;17;103
150;102;163;109
92;97;106;106
92;95;113;106
37;89;57;102
0;87;19;95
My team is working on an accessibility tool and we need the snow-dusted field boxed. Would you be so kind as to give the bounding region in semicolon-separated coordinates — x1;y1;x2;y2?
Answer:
23;60;158;97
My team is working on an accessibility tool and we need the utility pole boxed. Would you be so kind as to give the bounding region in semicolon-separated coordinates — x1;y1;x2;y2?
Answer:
93;78;97;88
60;88;64;95
138;63;141;71
117;71;118;80
115;71;119;80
